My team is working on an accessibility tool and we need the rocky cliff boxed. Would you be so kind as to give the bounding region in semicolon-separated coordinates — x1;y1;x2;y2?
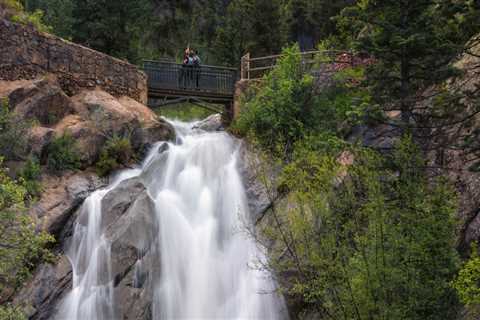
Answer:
0;41;174;311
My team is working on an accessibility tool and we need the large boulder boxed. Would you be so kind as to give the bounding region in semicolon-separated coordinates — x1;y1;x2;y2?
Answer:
27;126;56;159
105;191;158;283
100;177;146;228
8;77;75;126
29;170;104;236
131;121;175;156
71;89;139;135
52;114;105;167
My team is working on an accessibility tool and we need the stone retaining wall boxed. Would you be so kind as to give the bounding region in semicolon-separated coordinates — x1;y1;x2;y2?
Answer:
0;18;147;103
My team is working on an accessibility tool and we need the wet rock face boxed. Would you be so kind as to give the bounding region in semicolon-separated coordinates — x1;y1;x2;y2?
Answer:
30;170;104;236
101;177;146;229
238;144;279;224
103;185;160;320
17;177;162;320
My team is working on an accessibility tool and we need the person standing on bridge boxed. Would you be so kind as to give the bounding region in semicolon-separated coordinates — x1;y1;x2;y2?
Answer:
192;50;201;89
180;48;193;88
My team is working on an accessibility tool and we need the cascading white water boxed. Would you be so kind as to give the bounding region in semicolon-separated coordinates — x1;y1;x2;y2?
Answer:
57;119;287;319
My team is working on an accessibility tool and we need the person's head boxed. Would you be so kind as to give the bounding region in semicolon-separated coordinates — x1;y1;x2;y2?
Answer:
189;51;194;57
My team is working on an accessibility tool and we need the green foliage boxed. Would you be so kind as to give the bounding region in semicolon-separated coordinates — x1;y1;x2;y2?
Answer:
234;45;316;156
0;98;30;161
70;0;153;62
96;135;134;177
453;244;480;318
234;44;370;157
285;0;354;50
338;0;479;125
46;133;81;172
3;0;51;32
213;0;286;65
264;135;460;319
155;103;216;122
0;158;54;299
28;0;74;38
0;305;26;320
18;156;42;200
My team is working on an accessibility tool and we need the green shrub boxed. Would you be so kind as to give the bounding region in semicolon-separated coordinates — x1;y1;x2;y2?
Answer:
96;135;134;176
19;156;42;200
0;98;30;161
155;103;216;121
234;44;315;156
233;44;370;158
453;245;480;318
0;305;26;320
3;0;52;33
46;133;81;172
0;157;54;299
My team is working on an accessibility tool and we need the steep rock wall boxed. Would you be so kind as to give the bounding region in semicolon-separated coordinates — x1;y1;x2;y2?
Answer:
0;18;147;104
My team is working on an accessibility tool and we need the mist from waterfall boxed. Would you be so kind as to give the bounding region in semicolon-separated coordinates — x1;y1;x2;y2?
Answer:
56;119;287;319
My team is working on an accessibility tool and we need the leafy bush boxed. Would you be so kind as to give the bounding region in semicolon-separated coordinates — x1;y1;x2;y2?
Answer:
453;245;480;318
234;45;315;156
234;44;370;158
0;158;54;300
0;98;30;161
19;156;42;200
96;135;134;176
0;305;26;320
46;133;81;172
2;0;52;33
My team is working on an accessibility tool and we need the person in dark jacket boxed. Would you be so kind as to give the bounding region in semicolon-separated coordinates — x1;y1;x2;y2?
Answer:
179;48;193;88
192;50;201;89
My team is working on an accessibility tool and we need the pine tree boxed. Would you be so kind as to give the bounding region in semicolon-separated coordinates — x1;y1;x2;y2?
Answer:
214;0;286;65
285;0;354;50
71;0;153;62
340;0;477;126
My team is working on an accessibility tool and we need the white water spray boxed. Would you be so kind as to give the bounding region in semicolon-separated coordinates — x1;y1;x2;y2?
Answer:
56;119;287;319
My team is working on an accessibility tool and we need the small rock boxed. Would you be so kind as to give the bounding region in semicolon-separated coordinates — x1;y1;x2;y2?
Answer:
193;113;223;132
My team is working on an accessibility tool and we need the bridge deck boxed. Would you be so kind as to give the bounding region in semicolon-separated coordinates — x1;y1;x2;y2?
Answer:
143;60;238;105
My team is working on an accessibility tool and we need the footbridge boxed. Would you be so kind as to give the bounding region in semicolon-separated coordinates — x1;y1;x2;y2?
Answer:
142;60;238;116
143;51;361;119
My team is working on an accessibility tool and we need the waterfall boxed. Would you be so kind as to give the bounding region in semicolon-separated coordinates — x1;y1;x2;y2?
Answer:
56;119;287;319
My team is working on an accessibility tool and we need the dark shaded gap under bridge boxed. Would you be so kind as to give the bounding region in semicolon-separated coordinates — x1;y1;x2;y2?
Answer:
142;60;238;118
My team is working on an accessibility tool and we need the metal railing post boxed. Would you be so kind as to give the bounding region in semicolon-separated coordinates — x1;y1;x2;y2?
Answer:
241;53;250;80
246;53;250;80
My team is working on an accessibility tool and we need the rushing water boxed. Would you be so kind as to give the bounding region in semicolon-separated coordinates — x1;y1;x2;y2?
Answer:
56;119;287;319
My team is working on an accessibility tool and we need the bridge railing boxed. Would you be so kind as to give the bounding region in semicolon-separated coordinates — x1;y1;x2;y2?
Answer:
143;60;238;96
240;50;356;80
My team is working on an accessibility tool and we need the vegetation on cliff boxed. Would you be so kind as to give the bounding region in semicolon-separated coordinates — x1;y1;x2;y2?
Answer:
233;1;480;318
236;46;461;319
0;157;54;316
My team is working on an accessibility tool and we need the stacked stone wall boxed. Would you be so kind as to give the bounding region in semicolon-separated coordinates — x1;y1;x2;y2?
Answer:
0;18;147;103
